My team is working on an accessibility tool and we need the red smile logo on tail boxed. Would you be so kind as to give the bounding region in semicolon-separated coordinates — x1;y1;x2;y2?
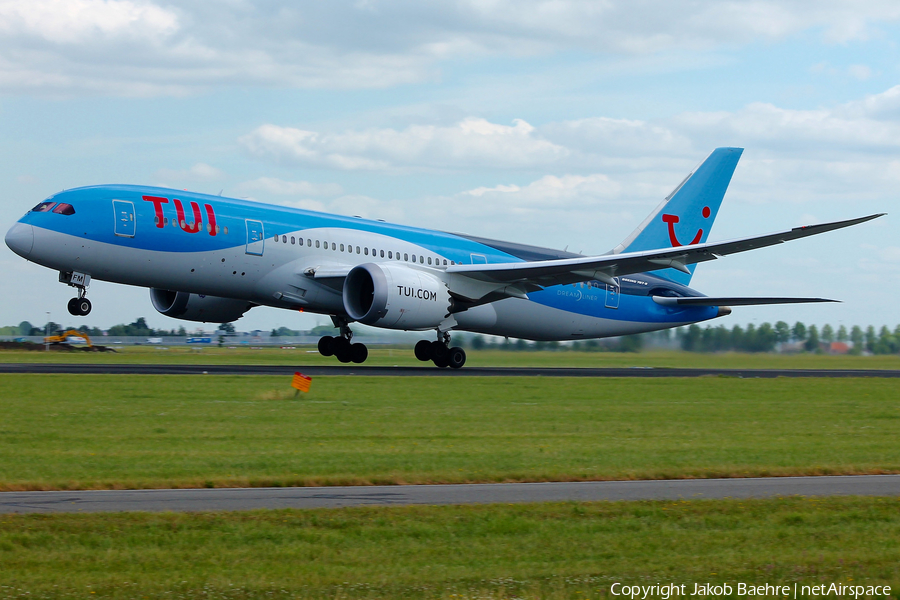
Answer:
662;206;711;247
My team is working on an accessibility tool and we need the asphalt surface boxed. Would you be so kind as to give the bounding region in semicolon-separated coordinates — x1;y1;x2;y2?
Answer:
1;363;899;377
3;475;899;514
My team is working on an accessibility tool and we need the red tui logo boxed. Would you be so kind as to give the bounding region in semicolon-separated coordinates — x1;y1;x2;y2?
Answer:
143;195;217;236
662;205;710;247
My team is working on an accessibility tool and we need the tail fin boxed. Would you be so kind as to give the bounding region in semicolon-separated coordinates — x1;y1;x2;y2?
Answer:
612;147;743;285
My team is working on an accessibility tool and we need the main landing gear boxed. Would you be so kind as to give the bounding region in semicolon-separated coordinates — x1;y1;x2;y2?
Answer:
317;318;368;364
415;331;466;369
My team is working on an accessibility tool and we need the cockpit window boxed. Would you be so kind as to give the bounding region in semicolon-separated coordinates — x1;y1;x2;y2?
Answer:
51;203;75;215
32;201;56;212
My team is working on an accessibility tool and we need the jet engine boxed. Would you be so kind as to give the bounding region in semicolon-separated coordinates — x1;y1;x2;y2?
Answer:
150;288;253;323
342;263;451;330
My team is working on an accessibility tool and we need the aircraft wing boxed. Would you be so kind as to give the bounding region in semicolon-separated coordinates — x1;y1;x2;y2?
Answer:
446;213;884;292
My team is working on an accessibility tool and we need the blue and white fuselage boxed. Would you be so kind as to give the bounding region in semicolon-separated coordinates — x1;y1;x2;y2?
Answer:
5;147;882;367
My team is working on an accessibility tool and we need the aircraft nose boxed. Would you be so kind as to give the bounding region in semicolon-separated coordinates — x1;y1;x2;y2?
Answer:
5;222;34;258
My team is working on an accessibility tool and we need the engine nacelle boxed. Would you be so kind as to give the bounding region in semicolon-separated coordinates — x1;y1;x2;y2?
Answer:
150;288;253;323
343;263;451;330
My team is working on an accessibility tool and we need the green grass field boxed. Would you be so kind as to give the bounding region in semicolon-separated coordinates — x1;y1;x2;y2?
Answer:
1;497;898;599
2;345;900;369
1;375;898;490
3;372;899;598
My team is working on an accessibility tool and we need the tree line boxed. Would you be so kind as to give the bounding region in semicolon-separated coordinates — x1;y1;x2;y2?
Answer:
4;318;900;355
677;322;900;355
3;318;189;338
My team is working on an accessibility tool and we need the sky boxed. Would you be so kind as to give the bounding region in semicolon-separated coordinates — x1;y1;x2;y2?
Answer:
1;0;898;333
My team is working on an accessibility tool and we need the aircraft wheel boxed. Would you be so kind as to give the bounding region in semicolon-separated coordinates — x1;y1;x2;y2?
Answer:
433;355;450;368
76;298;92;316
448;347;466;369
317;336;335;357
414;340;432;361
431;341;449;361
334;338;353;363
67;298;80;316
350;343;368;364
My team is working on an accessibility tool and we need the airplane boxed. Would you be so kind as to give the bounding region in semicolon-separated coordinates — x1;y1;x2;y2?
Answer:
4;147;883;368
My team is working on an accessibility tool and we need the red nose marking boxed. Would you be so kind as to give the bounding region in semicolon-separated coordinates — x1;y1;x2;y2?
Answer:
702;206;711;218
662;214;703;247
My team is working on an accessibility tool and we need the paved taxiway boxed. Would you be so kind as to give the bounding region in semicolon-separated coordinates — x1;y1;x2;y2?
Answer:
2;364;899;377
2;476;899;514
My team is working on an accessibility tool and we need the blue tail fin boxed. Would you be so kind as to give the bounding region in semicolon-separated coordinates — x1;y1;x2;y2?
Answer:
612;147;743;285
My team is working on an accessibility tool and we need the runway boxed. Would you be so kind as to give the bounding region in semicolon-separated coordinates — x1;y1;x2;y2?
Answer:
1;363;899;377
2;475;899;514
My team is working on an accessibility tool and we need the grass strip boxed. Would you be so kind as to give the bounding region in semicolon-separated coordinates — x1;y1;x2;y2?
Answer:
1;347;899;370
1;375;898;490
0;497;898;598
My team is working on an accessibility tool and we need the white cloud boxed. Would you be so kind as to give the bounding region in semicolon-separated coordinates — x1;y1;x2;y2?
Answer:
238;177;343;197
154;163;224;182
463;173;621;207
671;86;900;158
0;0;178;42
847;64;873;81
239;85;900;186
811;61;875;81
239;118;567;171
2;1;899;95
880;247;900;263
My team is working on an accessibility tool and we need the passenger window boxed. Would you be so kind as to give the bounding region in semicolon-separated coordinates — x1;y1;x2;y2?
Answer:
427;257;432;265
380;250;384;258
223;226;228;235
388;251;392;259
332;242;336;250
365;248;369;255
356;246;360;254
443;259;448;266
420;256;424;264
307;239;311;246
316;240;320;248
274;235;279;242
299;238;303;246
282;235;287;243
340;244;345;252
411;254;416;262
291;237;295;245
404;253;409;261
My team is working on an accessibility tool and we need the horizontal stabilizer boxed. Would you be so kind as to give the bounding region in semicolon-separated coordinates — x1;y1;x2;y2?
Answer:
651;296;838;307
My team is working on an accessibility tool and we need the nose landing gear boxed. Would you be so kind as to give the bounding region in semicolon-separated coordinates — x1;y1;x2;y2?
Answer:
317;317;368;364
67;296;92;316
60;271;92;316
415;331;466;369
